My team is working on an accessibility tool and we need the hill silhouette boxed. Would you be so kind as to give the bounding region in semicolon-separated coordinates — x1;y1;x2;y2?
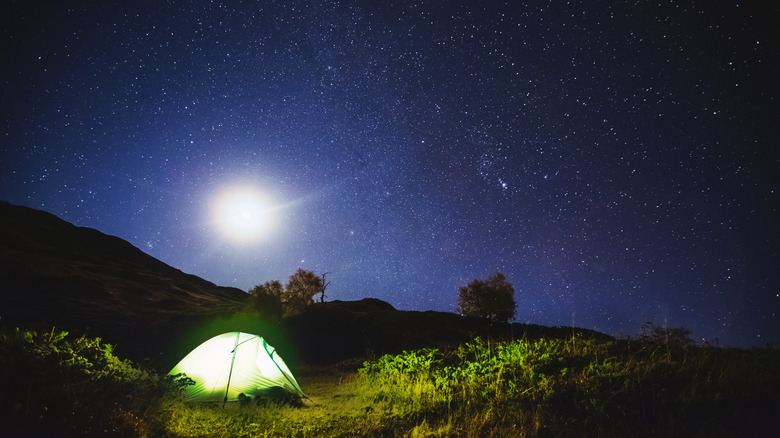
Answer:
0;201;249;364
0;201;610;370
281;298;610;365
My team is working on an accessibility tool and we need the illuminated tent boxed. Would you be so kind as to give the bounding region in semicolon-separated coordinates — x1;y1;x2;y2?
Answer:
169;332;304;403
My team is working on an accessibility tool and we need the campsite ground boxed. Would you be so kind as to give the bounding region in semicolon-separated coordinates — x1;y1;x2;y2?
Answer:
164;362;479;437
163;366;397;437
161;338;780;438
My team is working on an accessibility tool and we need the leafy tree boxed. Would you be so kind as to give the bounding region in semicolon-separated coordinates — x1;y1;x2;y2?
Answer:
247;280;284;321
457;272;516;323
283;268;323;316
639;322;694;346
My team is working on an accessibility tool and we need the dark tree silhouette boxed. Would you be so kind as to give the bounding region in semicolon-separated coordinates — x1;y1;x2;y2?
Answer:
284;268;323;316
640;322;694;346
318;272;331;303
247;280;284;321
457;272;516;323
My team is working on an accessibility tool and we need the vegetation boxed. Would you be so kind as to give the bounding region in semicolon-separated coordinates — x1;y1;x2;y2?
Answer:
248;269;327;318
247;280;285;322
457;272;516;323
358;336;780;436
0;325;188;437
317;271;331;303
1;325;777;437
283;269;324;316
639;321;695;346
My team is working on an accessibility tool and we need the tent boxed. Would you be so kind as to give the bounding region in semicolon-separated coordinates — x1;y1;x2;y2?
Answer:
169;332;304;403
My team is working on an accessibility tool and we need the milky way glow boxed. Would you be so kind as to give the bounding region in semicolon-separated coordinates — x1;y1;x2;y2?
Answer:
212;186;275;243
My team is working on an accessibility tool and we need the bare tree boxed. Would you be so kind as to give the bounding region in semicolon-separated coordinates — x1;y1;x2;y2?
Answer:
318;272;331;303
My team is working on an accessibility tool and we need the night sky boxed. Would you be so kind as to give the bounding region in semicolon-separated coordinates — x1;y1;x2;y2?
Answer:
2;1;778;347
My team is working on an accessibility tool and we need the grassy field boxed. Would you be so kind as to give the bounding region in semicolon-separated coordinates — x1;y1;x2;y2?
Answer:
163;367;399;437
2;325;779;437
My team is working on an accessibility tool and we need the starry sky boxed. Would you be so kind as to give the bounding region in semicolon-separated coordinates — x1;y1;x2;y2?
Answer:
2;1;778;347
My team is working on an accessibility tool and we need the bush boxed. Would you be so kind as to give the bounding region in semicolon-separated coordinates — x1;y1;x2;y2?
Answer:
0;326;186;437
359;335;780;436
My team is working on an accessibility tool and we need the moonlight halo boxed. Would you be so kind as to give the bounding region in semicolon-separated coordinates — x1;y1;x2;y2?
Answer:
211;185;276;244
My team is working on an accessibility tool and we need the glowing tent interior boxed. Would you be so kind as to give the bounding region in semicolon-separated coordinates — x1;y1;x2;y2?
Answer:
169;332;304;403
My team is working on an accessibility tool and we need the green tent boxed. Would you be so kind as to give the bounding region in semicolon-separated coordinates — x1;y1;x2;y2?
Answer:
169;332;303;403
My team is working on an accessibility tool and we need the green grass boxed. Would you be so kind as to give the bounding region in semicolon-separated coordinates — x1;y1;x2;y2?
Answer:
2;326;778;437
357;336;780;436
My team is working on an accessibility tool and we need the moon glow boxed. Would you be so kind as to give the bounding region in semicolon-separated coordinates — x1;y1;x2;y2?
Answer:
212;186;275;243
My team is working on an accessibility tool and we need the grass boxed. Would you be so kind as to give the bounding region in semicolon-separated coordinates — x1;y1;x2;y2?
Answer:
2;325;779;437
162;368;392;437
357;337;780;436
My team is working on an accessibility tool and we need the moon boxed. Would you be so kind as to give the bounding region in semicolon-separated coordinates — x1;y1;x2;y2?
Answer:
211;185;276;243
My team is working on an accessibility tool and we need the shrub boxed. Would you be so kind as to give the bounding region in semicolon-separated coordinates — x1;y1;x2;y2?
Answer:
359;335;780;436
0;326;184;437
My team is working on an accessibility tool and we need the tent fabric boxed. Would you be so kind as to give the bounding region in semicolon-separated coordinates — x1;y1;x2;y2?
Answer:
169;332;303;402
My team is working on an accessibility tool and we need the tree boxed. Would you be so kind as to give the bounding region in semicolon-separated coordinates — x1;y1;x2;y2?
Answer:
247;280;284;321
283;268;323;316
639;322;694;346
318;272;331;303
457;272;516;323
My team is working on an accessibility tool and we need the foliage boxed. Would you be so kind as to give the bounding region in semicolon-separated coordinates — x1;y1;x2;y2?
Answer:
456;272;516;323
283;268;324;316
639;321;695;346
248;269;329;319
247;280;284;321
3;324;778;437
0;325;187;437
359;336;780;437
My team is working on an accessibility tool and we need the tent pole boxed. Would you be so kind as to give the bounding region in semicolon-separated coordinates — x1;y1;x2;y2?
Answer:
223;332;241;408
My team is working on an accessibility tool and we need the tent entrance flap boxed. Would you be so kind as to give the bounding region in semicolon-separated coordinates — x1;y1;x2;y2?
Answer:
168;331;303;402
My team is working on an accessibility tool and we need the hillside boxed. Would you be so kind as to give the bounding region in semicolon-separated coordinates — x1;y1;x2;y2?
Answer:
283;298;610;365
0;201;248;363
0;201;610;370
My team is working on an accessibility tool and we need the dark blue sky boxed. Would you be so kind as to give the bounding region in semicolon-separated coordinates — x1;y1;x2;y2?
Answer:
2;1;778;347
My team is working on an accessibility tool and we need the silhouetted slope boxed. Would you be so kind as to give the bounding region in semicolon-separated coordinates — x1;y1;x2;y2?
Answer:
283;298;612;365
0;201;613;369
0;201;247;363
